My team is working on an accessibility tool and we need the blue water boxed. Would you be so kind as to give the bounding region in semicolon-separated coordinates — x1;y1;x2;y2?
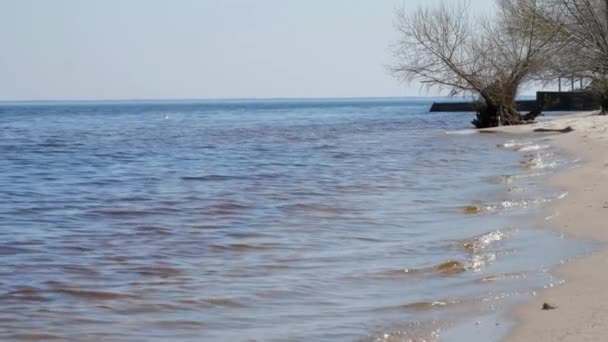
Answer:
0;98;583;341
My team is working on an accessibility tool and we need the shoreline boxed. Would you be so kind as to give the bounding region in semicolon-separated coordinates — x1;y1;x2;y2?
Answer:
484;111;608;341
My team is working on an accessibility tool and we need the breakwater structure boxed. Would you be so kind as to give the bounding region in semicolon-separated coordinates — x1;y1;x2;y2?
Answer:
430;91;600;112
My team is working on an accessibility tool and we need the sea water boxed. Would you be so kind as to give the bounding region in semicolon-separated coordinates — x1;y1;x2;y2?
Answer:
0;98;587;341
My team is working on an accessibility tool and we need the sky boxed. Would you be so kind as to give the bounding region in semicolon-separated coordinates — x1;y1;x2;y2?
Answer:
0;0;495;101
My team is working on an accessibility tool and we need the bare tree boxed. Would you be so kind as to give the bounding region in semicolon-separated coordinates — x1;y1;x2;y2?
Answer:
392;0;559;128
527;0;608;113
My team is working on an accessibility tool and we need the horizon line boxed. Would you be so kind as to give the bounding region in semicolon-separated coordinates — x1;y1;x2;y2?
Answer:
0;95;476;104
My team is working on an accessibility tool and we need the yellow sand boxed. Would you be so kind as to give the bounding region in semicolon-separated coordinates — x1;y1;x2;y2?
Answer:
486;112;608;341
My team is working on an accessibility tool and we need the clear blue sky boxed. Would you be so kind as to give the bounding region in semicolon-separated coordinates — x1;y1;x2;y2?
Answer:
0;0;494;101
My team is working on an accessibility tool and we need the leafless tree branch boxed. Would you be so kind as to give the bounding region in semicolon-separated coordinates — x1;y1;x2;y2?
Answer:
392;0;560;127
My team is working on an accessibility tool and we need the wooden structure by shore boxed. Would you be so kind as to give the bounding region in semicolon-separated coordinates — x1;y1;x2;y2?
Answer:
430;91;600;112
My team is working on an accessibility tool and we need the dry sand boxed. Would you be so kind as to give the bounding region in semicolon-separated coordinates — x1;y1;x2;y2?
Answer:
486;112;608;341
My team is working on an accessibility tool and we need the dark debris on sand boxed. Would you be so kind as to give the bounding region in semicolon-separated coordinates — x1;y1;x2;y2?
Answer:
542;302;557;310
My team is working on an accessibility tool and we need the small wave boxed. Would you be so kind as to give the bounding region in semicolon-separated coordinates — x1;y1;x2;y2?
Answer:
225;231;272;239
400;300;450;311
0;245;34;256
175;298;248;309
369;300;456;313
205;202;253;214
463;205;483;214
259;263;291;271
366;324;442;342
52;288;137;300
134;266;182;278
313;144;336;150
454;232;504;271
9;333;63;340
485;175;515;184
378;260;467;278
4;288;50;302
61;265;100;277
497;140;528;148
485;172;548;184
379;232;507;279
333;152;353;159
208;243;278;253
39;138;68;148
435;260;467;275
401;301;448;311
202;298;247;308
492;194;566;210
462;193;567;214
281;203;348;214
377;268;421;277
117;302;185;314
181;175;247;182
479;272;527;283
468;252;497;271
347;236;384;242
462;230;508;253
520;154;557;170
490;200;532;211
134;225;172;236
153;320;208;329
10;288;41;296
89;209;152;218
498;140;551;153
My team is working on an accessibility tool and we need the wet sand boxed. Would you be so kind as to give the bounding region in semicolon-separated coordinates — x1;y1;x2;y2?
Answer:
486;112;608;341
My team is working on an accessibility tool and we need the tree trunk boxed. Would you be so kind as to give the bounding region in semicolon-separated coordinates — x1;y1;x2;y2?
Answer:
600;95;608;115
499;105;524;125
605;0;608;35
595;84;608;115
472;101;523;128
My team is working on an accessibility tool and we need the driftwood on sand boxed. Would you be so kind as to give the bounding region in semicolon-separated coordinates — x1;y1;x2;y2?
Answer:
478;125;574;134
533;126;574;133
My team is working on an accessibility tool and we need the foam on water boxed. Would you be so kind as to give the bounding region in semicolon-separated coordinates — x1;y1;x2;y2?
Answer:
445;129;479;135
516;144;550;152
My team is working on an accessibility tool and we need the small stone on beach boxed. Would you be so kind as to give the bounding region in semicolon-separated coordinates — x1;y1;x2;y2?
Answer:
542;303;556;310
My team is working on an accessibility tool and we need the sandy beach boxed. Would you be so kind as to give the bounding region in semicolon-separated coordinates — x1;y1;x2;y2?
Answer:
490;111;608;341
